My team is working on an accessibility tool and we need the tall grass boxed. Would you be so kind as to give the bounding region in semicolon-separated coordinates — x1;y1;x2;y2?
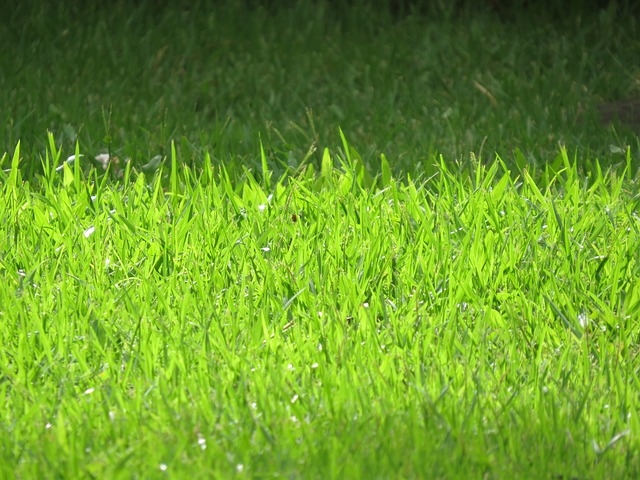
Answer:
1;137;639;477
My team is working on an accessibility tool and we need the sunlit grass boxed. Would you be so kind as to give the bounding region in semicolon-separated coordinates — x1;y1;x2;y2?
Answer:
1;137;639;478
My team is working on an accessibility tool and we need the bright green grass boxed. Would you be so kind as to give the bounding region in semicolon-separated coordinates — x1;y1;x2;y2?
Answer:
1;138;639;478
2;0;639;179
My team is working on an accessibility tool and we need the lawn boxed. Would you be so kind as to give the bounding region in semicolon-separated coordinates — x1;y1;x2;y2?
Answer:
2;1;640;478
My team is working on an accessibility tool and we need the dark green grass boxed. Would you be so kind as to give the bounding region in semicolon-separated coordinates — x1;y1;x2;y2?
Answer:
2;0;639;180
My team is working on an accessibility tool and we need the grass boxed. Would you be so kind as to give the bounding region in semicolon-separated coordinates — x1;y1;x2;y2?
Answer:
2;0;640;478
2;0;640;179
2;138;640;478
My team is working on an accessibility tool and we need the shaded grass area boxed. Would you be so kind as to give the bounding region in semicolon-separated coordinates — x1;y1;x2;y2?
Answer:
2;0;639;180
1;140;639;477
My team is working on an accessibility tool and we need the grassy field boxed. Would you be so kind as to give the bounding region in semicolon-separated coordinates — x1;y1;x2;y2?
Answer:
2;1;640;478
3;0;640;177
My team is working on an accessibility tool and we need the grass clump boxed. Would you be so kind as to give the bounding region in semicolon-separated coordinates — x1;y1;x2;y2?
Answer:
1;138;639;478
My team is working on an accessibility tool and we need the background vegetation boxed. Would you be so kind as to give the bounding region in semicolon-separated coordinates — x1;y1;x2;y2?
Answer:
3;0;639;181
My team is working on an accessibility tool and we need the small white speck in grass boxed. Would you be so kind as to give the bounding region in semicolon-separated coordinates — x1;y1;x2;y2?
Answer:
45;423;52;430
83;388;95;395
258;204;267;212
236;464;244;473
287;364;295;371
311;363;318;369
197;434;207;450
159;464;168;472
261;246;270;252
109;411;116;422
317;311;323;317
291;394;299;404
317;343;323;351
362;302;369;308
578;312;589;328
83;226;95;238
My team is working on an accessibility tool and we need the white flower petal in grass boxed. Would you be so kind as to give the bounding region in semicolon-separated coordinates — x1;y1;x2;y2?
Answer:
83;226;95;238
261;246;270;252
236;464;244;473
83;388;95;395
95;153;110;170
258;204;267;212
291;394;299;404
159;464;167;472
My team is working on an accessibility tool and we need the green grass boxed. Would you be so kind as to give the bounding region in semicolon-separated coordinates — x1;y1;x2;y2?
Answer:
2;1;640;478
2;0;640;179
2;138;640;478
